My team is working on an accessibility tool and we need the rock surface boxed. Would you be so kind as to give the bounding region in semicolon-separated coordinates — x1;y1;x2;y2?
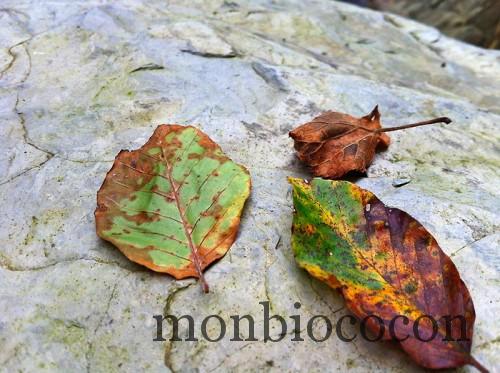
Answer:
0;1;499;372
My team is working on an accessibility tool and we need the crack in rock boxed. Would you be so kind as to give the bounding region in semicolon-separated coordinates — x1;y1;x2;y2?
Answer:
11;44;55;159
0;42;21;79
0;257;138;273
163;281;196;372
85;273;130;373
0;155;53;186
129;63;165;73
251;31;338;69
207;342;256;372
180;49;238;58
251;62;289;92
450;233;497;257
85;292;114;372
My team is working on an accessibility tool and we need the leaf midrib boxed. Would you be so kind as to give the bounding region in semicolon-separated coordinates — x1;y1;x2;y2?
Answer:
161;147;209;293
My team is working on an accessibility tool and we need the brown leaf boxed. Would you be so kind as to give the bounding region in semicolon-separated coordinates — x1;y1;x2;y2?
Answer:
289;106;451;179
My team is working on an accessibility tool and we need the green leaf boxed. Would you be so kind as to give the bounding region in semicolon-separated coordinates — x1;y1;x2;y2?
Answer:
95;125;251;292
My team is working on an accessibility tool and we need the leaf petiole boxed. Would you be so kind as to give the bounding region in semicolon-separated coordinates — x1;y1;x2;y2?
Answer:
469;356;489;373
376;117;452;133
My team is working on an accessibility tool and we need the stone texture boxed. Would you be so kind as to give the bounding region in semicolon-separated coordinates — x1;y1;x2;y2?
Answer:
0;1;499;372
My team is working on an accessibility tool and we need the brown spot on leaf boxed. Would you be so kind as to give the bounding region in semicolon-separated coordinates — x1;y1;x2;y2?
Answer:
304;224;316;235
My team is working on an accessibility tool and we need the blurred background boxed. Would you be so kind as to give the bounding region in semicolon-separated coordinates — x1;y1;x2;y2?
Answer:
342;0;500;49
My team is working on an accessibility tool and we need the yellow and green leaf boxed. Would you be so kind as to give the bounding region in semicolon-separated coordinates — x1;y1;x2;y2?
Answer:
289;177;485;371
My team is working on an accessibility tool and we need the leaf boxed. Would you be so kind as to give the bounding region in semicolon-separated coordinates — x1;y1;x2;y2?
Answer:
95;125;251;292
289;177;487;372
289;106;451;179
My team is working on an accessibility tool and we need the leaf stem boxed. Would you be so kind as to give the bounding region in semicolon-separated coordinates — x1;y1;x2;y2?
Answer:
376;117;452;133
469;356;489;373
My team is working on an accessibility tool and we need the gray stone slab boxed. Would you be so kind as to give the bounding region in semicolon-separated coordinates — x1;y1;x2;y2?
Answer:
0;1;498;372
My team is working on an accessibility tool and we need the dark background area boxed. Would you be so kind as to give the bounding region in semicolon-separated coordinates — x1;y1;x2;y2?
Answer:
342;0;500;49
